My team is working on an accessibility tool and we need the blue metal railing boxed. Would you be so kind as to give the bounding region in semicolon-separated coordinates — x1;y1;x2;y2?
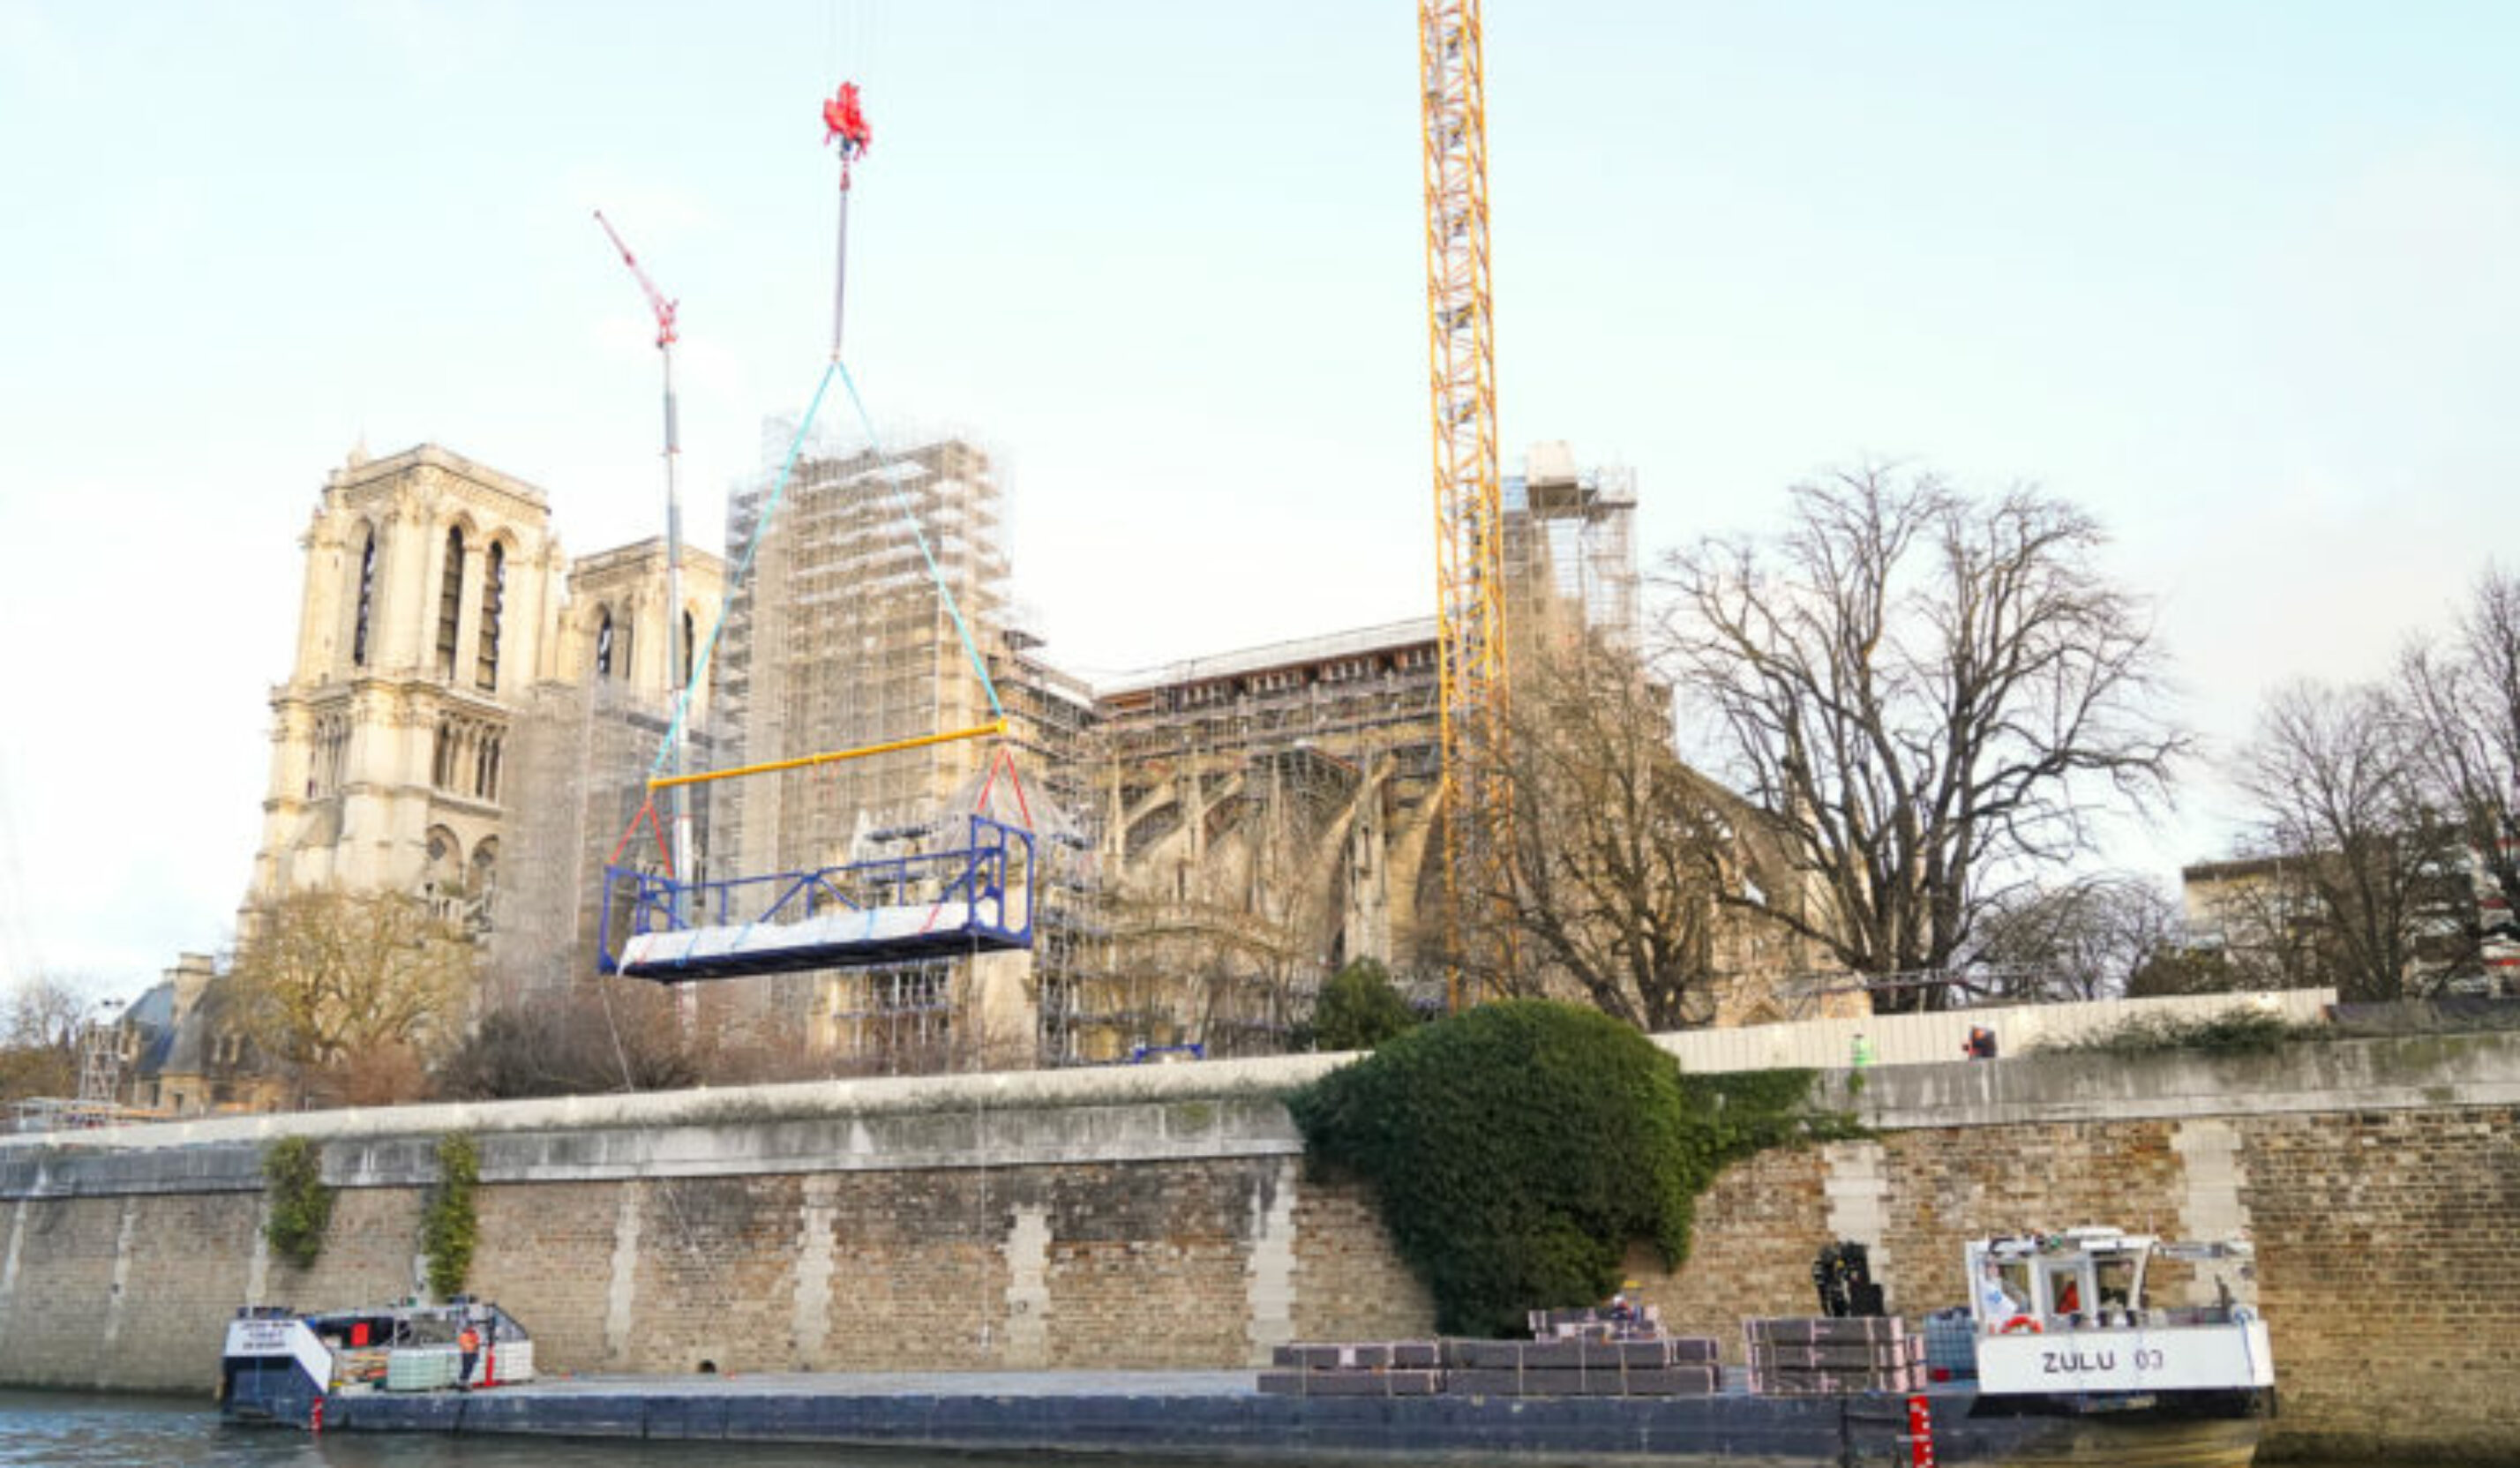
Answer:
599;815;1034;979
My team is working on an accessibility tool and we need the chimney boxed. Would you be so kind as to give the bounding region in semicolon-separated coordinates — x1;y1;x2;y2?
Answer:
169;952;217;1026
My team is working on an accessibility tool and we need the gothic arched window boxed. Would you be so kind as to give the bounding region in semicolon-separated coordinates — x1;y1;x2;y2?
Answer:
680;610;696;687
436;528;466;681
595;608;616;678
472;729;506;803
476;542;506;691
350;529;378;669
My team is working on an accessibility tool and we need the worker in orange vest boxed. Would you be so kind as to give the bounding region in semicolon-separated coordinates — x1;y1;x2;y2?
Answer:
457;1322;482;1392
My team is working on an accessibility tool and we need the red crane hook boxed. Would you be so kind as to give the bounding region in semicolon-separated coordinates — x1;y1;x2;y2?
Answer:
823;81;872;161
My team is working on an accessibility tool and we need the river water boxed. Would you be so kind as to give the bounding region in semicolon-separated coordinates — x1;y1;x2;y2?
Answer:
0;1389;2422;1467
6;1389;1022;1466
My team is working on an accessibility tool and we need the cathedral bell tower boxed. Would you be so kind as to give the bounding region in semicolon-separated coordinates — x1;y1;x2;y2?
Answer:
244;446;566;930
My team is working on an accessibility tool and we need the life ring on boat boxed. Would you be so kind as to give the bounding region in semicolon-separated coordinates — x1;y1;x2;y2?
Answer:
1999;1315;2043;1335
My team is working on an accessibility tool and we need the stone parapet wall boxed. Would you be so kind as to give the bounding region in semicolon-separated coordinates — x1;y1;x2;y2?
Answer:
4;1035;2517;1463
0;1052;1336;1165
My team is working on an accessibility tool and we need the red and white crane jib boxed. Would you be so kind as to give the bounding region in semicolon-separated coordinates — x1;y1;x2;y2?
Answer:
593;209;679;350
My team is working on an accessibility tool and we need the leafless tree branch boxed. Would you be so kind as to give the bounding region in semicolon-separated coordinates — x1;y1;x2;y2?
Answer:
1654;467;2189;1008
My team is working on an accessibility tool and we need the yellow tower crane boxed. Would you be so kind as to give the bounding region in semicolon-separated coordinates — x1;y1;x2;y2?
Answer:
1419;0;1512;1009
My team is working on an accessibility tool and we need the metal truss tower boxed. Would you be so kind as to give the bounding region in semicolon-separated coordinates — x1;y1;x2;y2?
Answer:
1420;0;1511;1008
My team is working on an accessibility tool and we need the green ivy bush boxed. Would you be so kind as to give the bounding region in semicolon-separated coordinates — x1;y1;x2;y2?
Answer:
261;1136;334;1270
1287;999;1856;1336
1303;959;1425;1052
422;1133;480;1299
2034;1009;2314;1056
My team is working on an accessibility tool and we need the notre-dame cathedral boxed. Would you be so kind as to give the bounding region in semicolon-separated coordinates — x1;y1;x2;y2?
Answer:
106;434;1833;1112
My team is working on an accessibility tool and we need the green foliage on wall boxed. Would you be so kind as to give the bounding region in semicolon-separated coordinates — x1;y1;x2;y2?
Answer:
1286;999;1856;1336
260;1136;334;1270
421;1132;480;1300
1304;959;1425;1052
2036;1008;2314;1056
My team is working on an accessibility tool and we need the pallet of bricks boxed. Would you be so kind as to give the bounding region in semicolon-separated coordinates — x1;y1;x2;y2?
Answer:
1743;1316;1925;1395
1258;1341;1444;1397
1443;1332;1721;1397
1258;1332;1723;1398
1529;1303;1665;1343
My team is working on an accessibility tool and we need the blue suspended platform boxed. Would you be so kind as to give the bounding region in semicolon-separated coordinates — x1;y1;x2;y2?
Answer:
600;814;1034;982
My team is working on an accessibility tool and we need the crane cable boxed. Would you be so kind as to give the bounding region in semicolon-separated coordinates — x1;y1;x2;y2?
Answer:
641;357;842;788
639;79;1002;798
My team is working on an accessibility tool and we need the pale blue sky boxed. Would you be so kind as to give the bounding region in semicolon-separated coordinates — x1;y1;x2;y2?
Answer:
2;2;2515;992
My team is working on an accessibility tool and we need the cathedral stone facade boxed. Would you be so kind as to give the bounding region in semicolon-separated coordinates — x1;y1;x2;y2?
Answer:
245;445;722;951
188;436;1827;1099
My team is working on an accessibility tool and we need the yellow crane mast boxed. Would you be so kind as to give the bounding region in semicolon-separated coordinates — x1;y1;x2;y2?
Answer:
1419;0;1511;1008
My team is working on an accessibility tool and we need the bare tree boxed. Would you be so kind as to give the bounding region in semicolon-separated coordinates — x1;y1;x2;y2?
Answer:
1496;638;1735;1030
0;974;88;1100
1658;468;2187;1009
438;987;697;1098
1095;745;1354;1058
2398;568;2520;953
1103;895;1324;1059
1963;873;2183;1002
2232;680;2473;1001
4;974;88;1049
227;889;476;1097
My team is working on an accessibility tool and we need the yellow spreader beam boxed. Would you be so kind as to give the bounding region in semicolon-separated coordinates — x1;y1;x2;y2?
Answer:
647;719;1007;792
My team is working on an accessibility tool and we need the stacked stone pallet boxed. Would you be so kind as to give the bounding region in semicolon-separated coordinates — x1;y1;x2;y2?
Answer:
1259;1334;1726;1398
1744;1317;1925;1396
1527;1304;1668;1342
1444;1335;1722;1397
1257;1341;1444;1397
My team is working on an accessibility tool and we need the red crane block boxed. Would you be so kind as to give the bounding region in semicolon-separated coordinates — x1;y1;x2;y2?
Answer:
823;81;872;159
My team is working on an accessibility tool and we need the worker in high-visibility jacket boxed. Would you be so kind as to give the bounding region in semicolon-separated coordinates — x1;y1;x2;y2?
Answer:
458;1323;482;1392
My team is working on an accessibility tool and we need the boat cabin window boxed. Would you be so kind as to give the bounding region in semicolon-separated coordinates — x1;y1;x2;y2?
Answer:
2095;1255;2140;1314
2038;1259;2091;1318
2034;1250;2142;1325
1976;1258;2033;1322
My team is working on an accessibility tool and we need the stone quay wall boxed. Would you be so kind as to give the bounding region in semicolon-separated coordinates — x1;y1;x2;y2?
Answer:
3;1036;2516;1463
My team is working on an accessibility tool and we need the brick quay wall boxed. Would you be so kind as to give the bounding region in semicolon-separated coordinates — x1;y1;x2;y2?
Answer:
3;1035;2515;1464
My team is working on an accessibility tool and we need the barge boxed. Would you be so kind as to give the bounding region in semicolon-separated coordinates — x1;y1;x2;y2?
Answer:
220;1228;2270;1465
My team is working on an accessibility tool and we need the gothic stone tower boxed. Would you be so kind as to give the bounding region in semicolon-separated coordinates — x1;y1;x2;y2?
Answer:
247;446;566;926
484;536;727;1001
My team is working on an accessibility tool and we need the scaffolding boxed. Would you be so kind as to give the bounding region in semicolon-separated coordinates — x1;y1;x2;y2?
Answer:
673;428;1642;1072
76;1005;124;1110
1504;442;1640;662
979;630;1111;1067
711;433;1016;1067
